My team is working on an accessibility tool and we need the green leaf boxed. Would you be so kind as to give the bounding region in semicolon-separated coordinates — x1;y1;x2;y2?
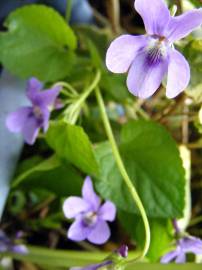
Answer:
147;219;173;262
0;5;77;82
100;73;130;102
75;25;109;59
11;154;83;197
119;211;173;262
75;25;130;102
12;155;61;188
95;120;185;218
25;165;83;197
13;161;83;197
87;38;105;70
23;164;83;197
46;121;99;175
188;0;202;8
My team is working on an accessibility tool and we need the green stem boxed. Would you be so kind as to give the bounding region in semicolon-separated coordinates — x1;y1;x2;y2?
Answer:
65;0;72;23
4;246;140;268
66;70;101;124
55;81;78;96
95;87;150;262
5;246;108;268
60;89;75;99
74;70;101;110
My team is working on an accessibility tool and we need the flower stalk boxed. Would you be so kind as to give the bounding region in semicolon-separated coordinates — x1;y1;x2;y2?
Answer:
95;87;151;263
65;0;72;23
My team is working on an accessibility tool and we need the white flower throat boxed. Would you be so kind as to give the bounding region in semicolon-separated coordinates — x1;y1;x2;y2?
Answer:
83;211;97;226
145;35;169;65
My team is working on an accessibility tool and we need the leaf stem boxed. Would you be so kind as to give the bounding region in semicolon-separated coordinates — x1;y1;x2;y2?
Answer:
95;87;150;263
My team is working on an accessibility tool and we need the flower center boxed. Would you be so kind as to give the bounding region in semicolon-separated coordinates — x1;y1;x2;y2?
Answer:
33;106;43;119
145;36;168;65
151;35;166;42
83;212;97;227
159;36;166;42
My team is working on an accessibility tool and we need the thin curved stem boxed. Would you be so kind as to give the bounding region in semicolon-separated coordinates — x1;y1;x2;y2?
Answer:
55;81;78;96
73;70;101;112
95;87;150;263
64;70;101;124
60;89;76;99
65;0;72;23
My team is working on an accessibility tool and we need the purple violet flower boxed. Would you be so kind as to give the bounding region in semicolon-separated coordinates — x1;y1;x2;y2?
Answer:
63;176;116;245
0;230;28;254
6;77;61;145
161;236;202;263
70;245;128;270
106;0;202;99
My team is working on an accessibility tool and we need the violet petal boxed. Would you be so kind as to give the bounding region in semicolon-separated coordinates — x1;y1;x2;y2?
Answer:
63;197;90;219
0;230;10;252
180;237;202;255
106;34;148;73
82;177;100;211
21;115;40;145
166;49;190;98
68;217;92;242
127;51;168;98
26;77;43;102
39;105;50;132
6;107;32;133
161;250;179;263
165;9;202;42
11;244;28;254
98;201;116;222
34;86;61;108
134;0;170;36
175;252;186;264
87;220;110;245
